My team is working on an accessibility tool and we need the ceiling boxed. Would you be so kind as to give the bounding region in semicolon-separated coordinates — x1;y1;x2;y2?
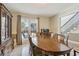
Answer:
4;3;78;17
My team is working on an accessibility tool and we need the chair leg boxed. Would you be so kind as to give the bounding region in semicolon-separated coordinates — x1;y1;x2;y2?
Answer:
67;53;70;56
74;50;76;56
1;49;4;56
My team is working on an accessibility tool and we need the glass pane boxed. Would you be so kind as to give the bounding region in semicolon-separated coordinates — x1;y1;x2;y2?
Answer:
61;13;76;27
5;15;9;38
21;17;38;40
1;13;6;41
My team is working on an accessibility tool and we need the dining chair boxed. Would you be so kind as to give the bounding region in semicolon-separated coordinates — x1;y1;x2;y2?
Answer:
52;33;58;42
51;33;71;56
52;33;69;45
65;34;69;46
58;34;65;44
67;33;79;56
58;34;72;56
28;36;45;56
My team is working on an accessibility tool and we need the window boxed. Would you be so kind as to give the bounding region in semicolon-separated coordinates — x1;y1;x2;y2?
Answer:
21;17;38;40
61;13;76;27
21;17;38;33
1;13;6;41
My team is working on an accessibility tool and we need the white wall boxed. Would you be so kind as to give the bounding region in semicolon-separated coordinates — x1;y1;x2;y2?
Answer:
39;17;50;32
50;15;61;33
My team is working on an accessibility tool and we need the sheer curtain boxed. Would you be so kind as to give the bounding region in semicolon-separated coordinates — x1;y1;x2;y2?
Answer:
21;16;39;40
21;16;38;33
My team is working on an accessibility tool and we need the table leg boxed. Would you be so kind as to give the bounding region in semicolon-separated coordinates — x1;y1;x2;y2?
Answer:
67;53;70;56
74;50;76;56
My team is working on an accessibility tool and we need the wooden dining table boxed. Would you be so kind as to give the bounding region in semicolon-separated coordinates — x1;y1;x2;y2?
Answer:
31;36;72;56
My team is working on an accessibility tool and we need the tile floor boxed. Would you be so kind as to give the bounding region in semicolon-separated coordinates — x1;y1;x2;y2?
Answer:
10;40;30;56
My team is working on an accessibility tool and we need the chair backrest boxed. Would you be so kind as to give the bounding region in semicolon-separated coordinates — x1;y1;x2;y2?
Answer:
28;36;43;56
29;36;36;55
68;33;79;42
29;36;34;48
58;34;69;46
52;33;66;44
66;34;69;46
58;34;65;44
66;33;79;45
52;33;58;42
